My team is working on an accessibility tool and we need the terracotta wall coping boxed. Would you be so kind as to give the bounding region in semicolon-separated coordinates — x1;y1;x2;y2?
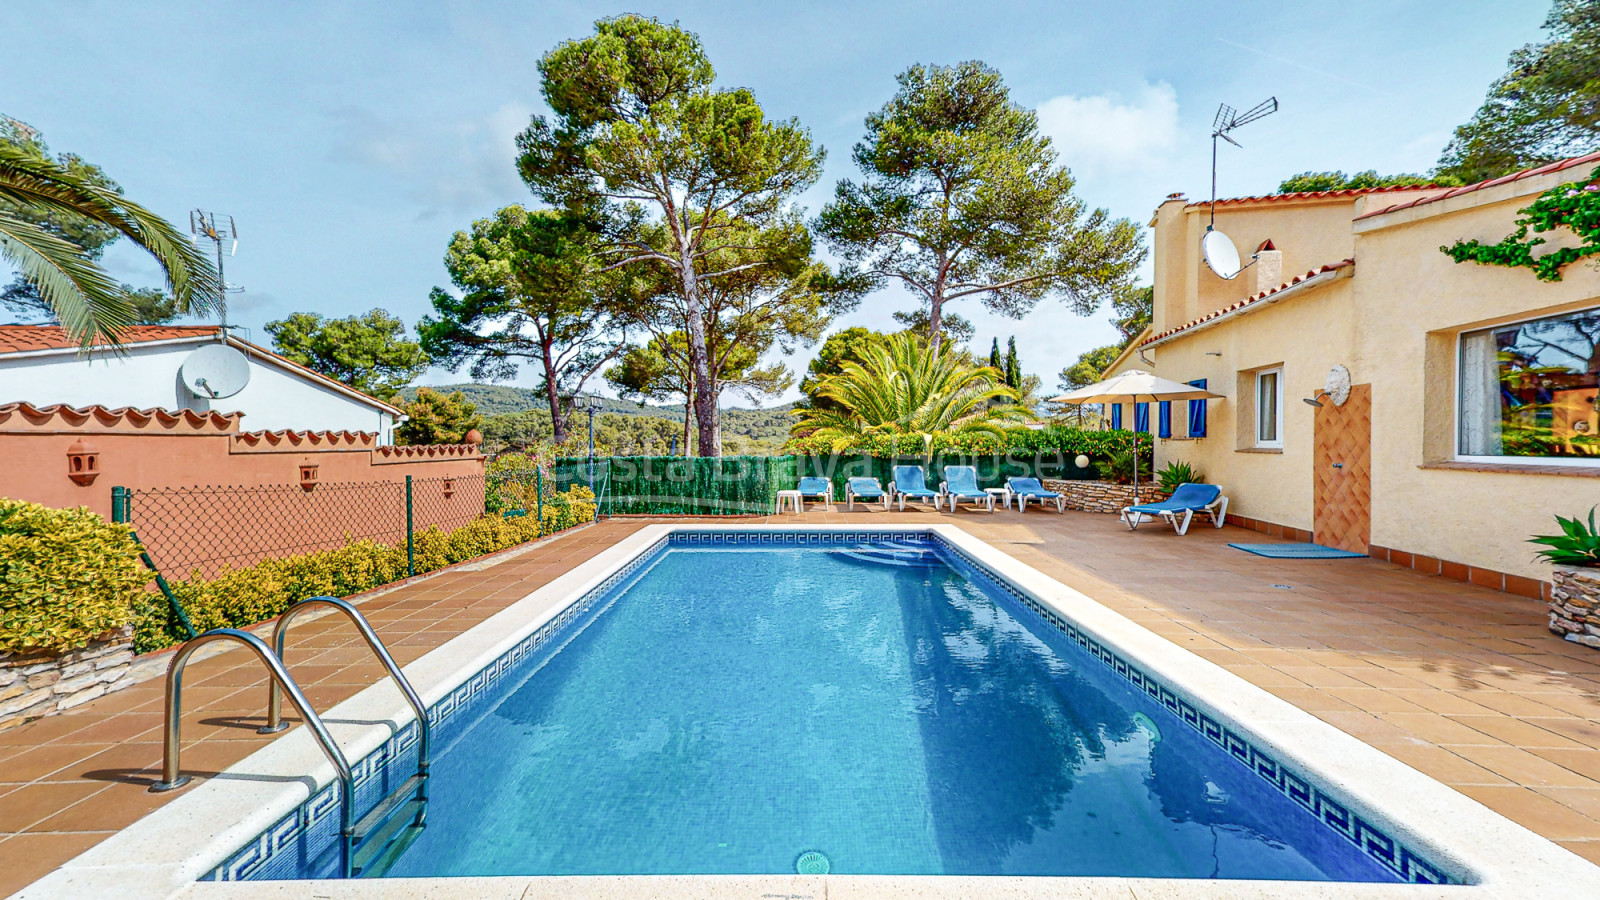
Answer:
371;443;483;463
0;402;242;434
229;430;377;452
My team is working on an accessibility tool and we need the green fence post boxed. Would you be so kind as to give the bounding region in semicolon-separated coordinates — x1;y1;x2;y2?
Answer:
112;486;196;640
536;468;544;537
405;475;415;577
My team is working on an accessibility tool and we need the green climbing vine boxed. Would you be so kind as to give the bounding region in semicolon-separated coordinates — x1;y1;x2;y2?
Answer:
1441;165;1600;282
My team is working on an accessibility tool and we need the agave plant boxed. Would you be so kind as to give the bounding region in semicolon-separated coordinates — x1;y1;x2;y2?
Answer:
1157;460;1204;493
0;140;220;347
791;332;1025;451
1531;507;1600;568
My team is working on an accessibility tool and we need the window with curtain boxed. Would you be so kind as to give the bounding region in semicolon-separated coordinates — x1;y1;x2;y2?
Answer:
1134;402;1150;433
1255;368;1282;448
1158;401;1172;438
1458;307;1600;460
1188;379;1208;437
1111;404;1123;429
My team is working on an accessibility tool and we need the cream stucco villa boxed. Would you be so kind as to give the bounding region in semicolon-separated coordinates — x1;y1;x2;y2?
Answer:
1103;152;1600;595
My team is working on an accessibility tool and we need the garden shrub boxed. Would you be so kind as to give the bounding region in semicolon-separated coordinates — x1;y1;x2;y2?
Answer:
132;486;597;653
0;498;147;654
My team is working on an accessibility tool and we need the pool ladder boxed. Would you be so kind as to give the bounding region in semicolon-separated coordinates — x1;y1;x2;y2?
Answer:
150;596;431;878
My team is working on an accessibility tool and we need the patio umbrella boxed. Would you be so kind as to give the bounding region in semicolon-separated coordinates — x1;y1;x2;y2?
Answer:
1047;370;1224;505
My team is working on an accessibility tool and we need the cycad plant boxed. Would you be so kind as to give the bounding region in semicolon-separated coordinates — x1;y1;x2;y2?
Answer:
1531;508;1600;568
0;140;220;347
791;331;1026;451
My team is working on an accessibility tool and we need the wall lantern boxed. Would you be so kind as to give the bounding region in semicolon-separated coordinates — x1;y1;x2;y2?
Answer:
299;463;319;491
66;439;101;486
442;477;456;499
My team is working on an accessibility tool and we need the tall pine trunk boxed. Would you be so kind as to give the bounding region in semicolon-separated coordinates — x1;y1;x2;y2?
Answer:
678;247;721;457
542;337;567;444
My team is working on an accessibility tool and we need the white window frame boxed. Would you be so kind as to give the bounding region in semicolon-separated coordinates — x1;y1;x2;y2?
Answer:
1255;367;1284;449
1453;305;1600;468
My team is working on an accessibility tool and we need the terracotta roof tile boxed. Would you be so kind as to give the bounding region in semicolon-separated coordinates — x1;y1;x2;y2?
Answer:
0;325;219;354
1141;259;1354;347
1355;150;1600;220
0;324;406;416
1184;184;1447;211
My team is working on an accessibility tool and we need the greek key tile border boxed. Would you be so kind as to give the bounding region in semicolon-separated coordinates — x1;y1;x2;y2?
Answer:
204;536;672;882
929;534;1456;886
668;530;933;546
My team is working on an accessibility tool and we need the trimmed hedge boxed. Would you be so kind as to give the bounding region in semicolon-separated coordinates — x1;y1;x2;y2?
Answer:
558;455;799;515
0;499;148;654
134;486;596;653
784;426;1140;458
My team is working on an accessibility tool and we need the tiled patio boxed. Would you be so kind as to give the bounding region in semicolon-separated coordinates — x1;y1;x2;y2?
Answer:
3;508;1600;894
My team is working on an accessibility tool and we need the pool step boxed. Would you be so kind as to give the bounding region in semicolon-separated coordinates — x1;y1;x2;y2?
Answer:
834;546;942;568
351;774;427;877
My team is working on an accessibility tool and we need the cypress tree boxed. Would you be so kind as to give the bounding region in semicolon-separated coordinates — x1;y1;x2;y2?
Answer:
1005;336;1021;389
989;337;1002;371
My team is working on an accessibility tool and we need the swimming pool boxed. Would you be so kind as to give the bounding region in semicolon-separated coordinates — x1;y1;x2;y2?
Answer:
27;526;1600;899
378;534;1393;881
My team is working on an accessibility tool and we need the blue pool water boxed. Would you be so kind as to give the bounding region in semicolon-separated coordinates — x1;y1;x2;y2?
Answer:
370;538;1402;881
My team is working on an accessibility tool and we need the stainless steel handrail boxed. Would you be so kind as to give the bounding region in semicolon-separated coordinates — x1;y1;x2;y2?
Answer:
262;596;430;792
149;628;357;876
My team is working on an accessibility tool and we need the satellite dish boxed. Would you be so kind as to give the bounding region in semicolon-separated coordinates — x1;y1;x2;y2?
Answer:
181;343;251;399
1201;229;1242;280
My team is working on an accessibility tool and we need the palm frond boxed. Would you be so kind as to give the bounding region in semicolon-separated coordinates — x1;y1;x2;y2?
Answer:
0;143;220;339
0;211;134;346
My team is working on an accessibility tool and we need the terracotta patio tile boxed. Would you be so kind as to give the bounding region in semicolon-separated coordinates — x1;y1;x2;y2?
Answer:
1456;785;1600;839
1444;715;1591;749
0;831;117;897
0;781;107;831
1529;748;1600;783
1383;712;1503;745
1451;745;1600;788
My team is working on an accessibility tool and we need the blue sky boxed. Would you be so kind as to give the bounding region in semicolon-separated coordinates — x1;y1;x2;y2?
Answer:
7;1;1550;404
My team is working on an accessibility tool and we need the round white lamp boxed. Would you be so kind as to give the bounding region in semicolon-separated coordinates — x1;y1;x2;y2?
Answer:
1074;454;1090;469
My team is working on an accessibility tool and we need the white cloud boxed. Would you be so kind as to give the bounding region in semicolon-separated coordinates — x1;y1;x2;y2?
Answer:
327;101;533;216
1036;82;1181;178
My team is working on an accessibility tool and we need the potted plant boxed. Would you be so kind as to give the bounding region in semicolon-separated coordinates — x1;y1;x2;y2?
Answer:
1534;508;1600;646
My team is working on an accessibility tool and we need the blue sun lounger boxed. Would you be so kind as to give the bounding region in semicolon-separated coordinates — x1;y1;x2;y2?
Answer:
1120;482;1228;535
889;466;940;511
1005;476;1064;513
796;476;833;510
941;465;994;512
845;476;888;511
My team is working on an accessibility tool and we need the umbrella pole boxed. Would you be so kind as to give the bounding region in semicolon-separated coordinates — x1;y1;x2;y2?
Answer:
1132;402;1140;507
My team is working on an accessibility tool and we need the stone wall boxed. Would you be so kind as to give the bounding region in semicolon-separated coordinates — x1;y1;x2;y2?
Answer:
1041;480;1171;514
1549;566;1600;648
0;627;136;731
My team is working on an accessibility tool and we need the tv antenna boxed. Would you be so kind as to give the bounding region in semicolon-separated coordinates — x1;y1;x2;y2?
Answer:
1202;97;1278;280
1208;97;1278;228
189;210;243;330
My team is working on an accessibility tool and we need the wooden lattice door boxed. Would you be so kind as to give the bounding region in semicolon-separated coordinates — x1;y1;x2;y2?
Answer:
1313;383;1372;553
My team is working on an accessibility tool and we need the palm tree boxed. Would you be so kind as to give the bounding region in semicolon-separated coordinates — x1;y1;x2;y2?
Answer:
792;331;1026;450
0;140;220;347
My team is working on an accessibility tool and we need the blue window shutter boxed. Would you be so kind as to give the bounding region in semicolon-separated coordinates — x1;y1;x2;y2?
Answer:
1158;401;1172;438
1111;404;1123;429
1134;402;1149;433
1188;379;1208;437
